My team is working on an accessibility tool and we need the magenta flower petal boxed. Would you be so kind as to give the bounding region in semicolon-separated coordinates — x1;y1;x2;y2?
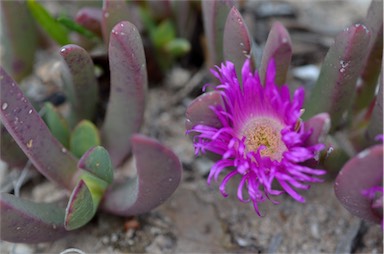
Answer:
189;59;325;215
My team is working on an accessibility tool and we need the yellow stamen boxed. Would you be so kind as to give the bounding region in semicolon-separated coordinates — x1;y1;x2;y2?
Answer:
241;117;287;161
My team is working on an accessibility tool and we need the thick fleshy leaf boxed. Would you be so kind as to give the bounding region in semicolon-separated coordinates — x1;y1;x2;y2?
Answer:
303;113;331;146
57;16;98;40
303;24;371;130
172;0;197;42
64;179;94;230
43;102;70;149
0;0;37;82
202;0;235;67
0;124;28;168
101;0;131;46
70;120;100;159
60;44;98;125
0;193;67;243
78;146;113;184
101;134;182;216
259;21;292;86
354;0;383;111
164;38;191;57
101;21;147;167
27;0;70;45
147;0;172;20
366;75;383;141
223;7;255;80
0;68;79;190
75;7;103;38
185;91;223;132
334;145;383;224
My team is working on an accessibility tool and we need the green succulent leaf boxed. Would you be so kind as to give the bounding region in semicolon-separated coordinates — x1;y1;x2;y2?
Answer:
164;38;191;57
78;146;113;184
27;0;70;45
43;102;70;148
64;179;95;230
152;20;175;49
70;120;100;158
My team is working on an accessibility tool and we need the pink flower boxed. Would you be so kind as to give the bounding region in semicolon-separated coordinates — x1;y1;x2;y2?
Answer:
189;59;326;215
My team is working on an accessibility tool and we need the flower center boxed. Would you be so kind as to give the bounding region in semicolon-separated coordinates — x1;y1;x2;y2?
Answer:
241;117;287;161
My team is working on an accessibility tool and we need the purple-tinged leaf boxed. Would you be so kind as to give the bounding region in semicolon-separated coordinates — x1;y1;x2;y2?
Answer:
185;91;223;132
334;145;383;224
0;125;27;168
0;193;67;243
366;75;383;141
0;67;79;190
354;0;383;111
78;146;113;184
223;7;255;80
303;24;371;130
101;134;182;216
101;21;147;167
147;0;172;20
75;7;103;38
202;0;235;67
64;179;94;230
0;0;37;82
60;44;98;125
303;113;331;147
259;21;292;86
172;0;197;42
101;0;132;46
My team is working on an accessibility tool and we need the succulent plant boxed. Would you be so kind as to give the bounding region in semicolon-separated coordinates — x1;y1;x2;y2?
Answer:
0;18;182;244
186;0;382;223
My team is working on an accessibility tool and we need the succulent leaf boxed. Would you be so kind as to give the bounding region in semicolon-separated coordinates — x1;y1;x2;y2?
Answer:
43;102;70;149
70;120;100;159
78;146;113;184
0;68;79;190
223;7;256;81
0;124;28;168
303;113;331;147
202;0;235;67
366;75;383;142
101;21;147;167
302;24;371;130
354;0;383;111
75;7;103;38
101;0;132;46
26;0;70;45
185;91;223;132
334;145;383;224
101;134;182;216
64;179;95;230
0;0;37;82
259;21;292;86
57;15;98;40
0;193;67;243
60;44;99;126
